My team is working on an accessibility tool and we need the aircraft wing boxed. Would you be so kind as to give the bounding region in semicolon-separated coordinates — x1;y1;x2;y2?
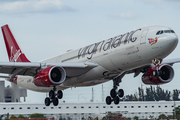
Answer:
0;62;98;78
162;58;180;65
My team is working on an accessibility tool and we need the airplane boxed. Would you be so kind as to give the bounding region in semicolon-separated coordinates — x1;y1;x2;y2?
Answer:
0;24;179;106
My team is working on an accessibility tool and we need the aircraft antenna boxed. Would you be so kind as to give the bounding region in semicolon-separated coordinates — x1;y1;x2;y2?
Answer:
102;84;104;102
90;87;94;102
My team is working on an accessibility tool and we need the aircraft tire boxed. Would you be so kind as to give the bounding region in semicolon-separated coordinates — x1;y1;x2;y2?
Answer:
114;96;119;105
118;89;124;98
106;96;112;105
158;70;162;76
49;90;55;99
110;89;116;98
57;90;63;99
53;97;59;106
45;97;51;106
153;70;158;76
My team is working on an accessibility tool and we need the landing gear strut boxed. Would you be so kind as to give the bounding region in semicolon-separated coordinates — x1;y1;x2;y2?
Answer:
106;78;124;105
45;86;63;106
152;58;162;76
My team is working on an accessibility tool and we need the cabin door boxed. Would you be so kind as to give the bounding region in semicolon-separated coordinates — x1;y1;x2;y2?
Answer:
140;29;149;44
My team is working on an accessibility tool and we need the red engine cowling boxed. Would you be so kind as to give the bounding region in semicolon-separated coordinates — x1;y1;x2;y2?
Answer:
34;66;66;87
142;64;174;85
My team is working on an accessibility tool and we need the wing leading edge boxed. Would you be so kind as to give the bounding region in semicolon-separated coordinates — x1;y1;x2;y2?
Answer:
162;58;180;65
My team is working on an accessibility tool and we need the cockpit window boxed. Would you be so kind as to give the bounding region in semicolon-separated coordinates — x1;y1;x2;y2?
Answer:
156;30;175;35
156;31;160;35
160;30;163;34
170;30;175;33
164;30;170;33
156;30;163;35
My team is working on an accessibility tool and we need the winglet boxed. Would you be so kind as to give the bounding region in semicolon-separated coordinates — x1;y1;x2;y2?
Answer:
1;24;30;62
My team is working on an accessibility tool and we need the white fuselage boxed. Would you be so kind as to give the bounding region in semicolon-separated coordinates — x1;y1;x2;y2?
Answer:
15;26;178;92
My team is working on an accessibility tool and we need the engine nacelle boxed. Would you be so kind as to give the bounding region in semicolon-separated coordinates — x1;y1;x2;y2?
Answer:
142;64;174;85
34;66;66;87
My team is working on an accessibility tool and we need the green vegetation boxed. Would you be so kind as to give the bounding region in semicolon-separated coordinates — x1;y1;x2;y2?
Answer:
167;115;173;119
10;115;17;119
149;115;154;119
121;86;180;101
133;116;138;120
4;117;9;120
173;107;180;119
158;114;167;119
29;113;45;118
18;114;25;118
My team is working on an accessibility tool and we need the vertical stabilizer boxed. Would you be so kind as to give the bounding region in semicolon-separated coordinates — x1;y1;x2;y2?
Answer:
1;24;30;62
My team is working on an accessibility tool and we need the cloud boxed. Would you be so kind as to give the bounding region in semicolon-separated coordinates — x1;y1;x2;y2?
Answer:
142;0;164;3
137;0;180;4
111;12;137;20
0;0;74;14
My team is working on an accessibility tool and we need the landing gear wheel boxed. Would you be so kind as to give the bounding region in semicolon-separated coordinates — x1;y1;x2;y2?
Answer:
153;70;158;76
45;97;51;106
106;96;112;105
45;87;64;106
57;90;63;99
105;76;126;105
110;89;116;98
118;89;124;98
49;90;55;99
114;96;119;105
53;97;59;106
158;70;162;76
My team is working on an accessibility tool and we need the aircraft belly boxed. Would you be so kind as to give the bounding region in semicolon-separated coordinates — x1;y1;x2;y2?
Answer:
62;65;108;87
94;46;142;71
125;46;141;63
93;53;119;71
109;47;141;70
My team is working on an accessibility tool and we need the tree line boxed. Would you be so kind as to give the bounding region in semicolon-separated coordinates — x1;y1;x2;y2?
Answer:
121;86;180;101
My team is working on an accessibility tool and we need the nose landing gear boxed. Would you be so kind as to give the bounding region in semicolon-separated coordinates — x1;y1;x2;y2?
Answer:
152;58;162;76
45;86;63;106
106;78;124;105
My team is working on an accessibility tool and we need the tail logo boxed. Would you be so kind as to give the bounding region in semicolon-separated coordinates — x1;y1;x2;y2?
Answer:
10;46;22;62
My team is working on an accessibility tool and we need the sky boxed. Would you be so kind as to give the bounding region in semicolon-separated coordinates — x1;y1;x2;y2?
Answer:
0;0;180;103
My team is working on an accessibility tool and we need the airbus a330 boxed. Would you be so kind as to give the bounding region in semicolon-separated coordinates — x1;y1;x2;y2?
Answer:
0;24;179;106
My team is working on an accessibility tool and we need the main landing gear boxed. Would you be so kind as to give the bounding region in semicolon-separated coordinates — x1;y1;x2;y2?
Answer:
152;58;162;77
45;86;63;106
106;78;124;105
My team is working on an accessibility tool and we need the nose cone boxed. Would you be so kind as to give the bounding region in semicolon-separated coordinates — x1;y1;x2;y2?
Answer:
160;34;179;56
167;34;178;49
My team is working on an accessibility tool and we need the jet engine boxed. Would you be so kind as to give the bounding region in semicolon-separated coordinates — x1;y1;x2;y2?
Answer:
34;66;66;87
142;64;174;85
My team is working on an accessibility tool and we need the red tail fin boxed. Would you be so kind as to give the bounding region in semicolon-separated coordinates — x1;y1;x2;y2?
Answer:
1;24;30;62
